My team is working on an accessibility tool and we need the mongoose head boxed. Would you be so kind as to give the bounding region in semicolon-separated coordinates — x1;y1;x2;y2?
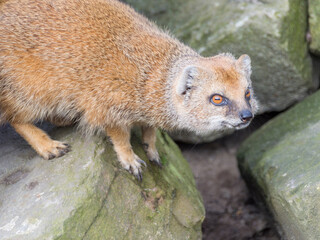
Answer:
172;54;258;134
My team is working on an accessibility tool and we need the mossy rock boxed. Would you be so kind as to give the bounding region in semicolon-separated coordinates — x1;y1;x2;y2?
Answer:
0;124;204;240
309;0;320;55
237;90;320;239
123;0;314;114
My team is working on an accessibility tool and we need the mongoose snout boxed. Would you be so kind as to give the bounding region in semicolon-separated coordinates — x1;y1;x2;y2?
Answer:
239;109;253;123
0;0;258;181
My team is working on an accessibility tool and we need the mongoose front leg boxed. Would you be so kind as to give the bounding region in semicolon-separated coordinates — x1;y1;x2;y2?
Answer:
11;123;71;159
142;126;162;168
106;126;146;181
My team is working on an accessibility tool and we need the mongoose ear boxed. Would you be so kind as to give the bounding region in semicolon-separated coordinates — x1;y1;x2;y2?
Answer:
237;54;252;77
176;66;198;96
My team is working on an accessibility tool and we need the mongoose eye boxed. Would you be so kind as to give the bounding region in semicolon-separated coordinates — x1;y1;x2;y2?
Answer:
245;89;251;100
210;94;227;106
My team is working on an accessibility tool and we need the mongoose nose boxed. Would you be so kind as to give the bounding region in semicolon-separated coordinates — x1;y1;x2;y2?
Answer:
239;109;253;122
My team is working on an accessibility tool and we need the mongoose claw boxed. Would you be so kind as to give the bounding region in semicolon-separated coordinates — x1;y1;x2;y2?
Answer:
120;154;145;181
129;165;143;181
136;170;143;182
150;158;162;168
142;145;162;168
55;142;71;157
137;159;147;167
43;141;71;160
59;144;71;154
62;143;71;148
48;153;56;160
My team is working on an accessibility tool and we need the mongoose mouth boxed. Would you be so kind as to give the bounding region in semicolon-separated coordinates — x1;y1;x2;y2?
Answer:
235;121;251;130
222;121;251;130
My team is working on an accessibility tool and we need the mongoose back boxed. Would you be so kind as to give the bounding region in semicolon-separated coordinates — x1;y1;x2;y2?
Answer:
0;0;258;180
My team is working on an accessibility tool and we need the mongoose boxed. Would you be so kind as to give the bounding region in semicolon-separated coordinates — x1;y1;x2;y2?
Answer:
0;0;258;180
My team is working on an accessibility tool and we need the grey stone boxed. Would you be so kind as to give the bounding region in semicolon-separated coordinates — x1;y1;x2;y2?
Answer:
0;124;204;240
237;90;320;240
309;0;320;55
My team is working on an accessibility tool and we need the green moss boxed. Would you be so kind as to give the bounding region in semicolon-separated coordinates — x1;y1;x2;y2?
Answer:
83;174;144;240
51;129;204;240
237;90;320;239
1;120;203;240
0;123;203;240
309;0;320;55
280;0;312;85
53;140;116;240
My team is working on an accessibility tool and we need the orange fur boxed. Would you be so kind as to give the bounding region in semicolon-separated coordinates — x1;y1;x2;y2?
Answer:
0;0;258;180
11;123;70;159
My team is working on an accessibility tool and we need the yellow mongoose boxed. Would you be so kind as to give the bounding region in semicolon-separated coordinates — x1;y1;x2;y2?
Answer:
0;0;258;180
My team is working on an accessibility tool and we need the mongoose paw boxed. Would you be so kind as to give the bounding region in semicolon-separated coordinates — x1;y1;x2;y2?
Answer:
131;166;143;182
129;158;146;181
119;154;146;181
40;141;71;160
142;143;162;168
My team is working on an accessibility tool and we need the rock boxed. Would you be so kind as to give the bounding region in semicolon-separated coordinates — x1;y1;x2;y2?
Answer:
124;0;314;113
0;124;204;240
309;0;320;55
237;90;320;240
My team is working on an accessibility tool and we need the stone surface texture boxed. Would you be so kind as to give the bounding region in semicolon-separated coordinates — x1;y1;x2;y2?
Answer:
0;124;204;240
237;90;320;240
309;0;320;55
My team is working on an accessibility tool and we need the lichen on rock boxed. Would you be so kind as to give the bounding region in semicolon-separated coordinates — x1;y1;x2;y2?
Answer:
309;0;320;55
0;125;204;240
237;90;320;240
